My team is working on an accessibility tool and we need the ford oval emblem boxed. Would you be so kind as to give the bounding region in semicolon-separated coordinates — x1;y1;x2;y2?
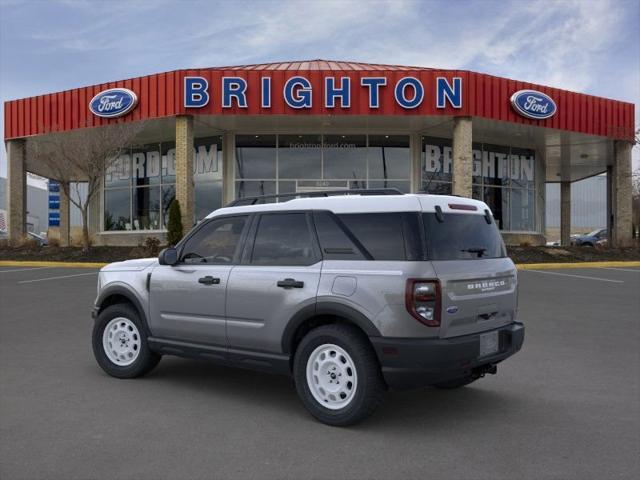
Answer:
89;88;138;118
446;306;459;314
510;89;556;120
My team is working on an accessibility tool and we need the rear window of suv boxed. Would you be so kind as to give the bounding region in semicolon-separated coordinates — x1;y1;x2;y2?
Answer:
423;213;506;260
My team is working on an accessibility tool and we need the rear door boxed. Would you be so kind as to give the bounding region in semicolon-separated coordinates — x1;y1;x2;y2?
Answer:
423;210;517;339
149;215;250;346
226;211;322;354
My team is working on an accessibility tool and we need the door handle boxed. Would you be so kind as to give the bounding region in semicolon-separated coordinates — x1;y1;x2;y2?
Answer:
277;278;304;288
198;276;220;285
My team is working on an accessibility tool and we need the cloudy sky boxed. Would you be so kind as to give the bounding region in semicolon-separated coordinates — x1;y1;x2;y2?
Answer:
1;0;638;178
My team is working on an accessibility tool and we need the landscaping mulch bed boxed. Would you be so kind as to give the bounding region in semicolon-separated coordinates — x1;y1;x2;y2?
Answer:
507;245;640;264
1;244;639;264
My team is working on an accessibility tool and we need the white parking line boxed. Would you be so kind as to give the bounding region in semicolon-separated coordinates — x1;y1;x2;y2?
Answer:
0;266;55;274
599;267;640;273
18;272;98;284
524;269;624;283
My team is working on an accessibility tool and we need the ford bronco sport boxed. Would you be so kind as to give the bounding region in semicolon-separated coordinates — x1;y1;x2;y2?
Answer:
92;190;524;426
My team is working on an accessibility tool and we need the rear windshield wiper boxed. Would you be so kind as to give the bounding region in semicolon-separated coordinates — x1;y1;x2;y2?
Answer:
461;247;487;258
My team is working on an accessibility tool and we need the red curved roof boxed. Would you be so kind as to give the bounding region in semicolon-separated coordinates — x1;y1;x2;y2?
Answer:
3;59;635;141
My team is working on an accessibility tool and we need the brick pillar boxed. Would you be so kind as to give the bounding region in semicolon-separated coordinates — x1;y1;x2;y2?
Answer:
6;139;27;244
560;181;571;246
452;117;472;197
222;133;235;205
410;133;422;192
611;141;633;247
59;182;70;247
175;115;194;234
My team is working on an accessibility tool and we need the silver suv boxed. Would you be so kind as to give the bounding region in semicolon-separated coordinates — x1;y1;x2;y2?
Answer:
92;190;524;426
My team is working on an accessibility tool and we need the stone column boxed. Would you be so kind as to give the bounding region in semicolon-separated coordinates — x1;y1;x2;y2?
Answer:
175;115;194;234
6;139;27;244
222;133;235;205
560;181;571;246
59;182;70;247
611;141;633;247
410;133;422;192
452;117;472;197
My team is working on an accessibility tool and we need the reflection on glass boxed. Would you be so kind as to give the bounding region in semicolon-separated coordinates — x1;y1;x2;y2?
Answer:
368;135;410;180
161;142;176;184
484;187;509;230
422;137;453;183
483;144;510;187
132;144;161;187
510;147;535;189
368;180;411;193
104;189;131;231
235;135;276;179
106;153;131;188
323;135;366;180
278;135;322;179
194;136;222;183
132;187;160;230
421;181;452;195
235;180;277;202
509;189;535;231
195;181;222;221
162;185;176;227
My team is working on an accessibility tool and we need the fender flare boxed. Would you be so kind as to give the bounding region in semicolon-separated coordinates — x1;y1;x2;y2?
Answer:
95;284;151;335
281;301;381;354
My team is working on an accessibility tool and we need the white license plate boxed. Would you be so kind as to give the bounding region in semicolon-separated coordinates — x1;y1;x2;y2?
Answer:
479;331;499;357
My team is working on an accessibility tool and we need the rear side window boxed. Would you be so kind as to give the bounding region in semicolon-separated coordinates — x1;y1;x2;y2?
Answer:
423;213;506;260
337;213;420;261
251;213;319;266
313;211;366;260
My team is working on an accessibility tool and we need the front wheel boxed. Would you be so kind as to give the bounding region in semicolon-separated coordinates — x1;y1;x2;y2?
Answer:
92;303;161;379
293;324;385;426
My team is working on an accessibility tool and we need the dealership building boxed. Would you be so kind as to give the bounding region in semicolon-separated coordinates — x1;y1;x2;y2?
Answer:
3;60;635;246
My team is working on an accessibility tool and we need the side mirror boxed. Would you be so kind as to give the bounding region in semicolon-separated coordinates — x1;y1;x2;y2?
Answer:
158;247;178;266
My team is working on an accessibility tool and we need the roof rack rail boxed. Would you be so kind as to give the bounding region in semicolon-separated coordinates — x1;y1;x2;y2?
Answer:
225;188;404;207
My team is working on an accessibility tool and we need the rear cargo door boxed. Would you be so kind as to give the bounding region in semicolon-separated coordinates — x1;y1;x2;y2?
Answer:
422;209;517;338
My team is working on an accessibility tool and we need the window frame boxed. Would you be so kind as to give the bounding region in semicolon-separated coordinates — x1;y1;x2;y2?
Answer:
175;213;252;265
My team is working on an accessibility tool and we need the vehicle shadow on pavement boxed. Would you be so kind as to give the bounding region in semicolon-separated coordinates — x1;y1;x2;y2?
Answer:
136;357;528;431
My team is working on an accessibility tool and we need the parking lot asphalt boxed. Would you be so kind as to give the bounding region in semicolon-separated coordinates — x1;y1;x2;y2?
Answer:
1;265;639;480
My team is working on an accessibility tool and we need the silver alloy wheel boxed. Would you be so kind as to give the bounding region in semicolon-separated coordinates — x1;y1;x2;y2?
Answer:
306;343;358;410
102;317;141;367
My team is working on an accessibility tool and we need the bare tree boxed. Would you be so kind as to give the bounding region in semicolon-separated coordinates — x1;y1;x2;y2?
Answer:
27;121;144;250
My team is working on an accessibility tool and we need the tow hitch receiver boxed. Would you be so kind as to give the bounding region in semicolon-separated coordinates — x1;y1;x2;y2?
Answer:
472;364;497;378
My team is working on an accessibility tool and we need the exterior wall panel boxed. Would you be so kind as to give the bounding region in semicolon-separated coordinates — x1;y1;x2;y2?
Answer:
3;65;635;140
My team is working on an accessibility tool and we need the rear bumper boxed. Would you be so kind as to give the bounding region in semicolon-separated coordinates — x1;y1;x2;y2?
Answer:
370;322;524;390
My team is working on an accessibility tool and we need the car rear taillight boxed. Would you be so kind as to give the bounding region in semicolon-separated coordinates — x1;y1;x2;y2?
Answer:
405;279;441;327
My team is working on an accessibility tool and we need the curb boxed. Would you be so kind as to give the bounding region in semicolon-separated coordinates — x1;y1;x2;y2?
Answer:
0;260;107;268
2;260;639;270
516;261;640;270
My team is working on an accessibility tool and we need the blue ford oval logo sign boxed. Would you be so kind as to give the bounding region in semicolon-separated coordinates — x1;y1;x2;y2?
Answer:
446;306;459;314
89;88;138;118
510;89;556;120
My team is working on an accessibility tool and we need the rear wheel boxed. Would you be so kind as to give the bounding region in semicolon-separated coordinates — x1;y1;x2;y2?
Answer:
92;303;160;378
293;324;385;426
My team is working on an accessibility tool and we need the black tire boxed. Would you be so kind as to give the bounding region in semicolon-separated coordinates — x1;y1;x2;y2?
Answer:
433;376;478;389
92;303;161;379
293;324;385;426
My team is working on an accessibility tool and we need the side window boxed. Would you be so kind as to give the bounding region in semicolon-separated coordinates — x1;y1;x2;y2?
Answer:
180;216;247;264
337;213;420;261
251;213;319;266
313;211;366;260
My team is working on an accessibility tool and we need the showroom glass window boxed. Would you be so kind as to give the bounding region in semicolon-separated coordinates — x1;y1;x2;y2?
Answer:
234;134;410;202
104;136;223;231
421;136;536;232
